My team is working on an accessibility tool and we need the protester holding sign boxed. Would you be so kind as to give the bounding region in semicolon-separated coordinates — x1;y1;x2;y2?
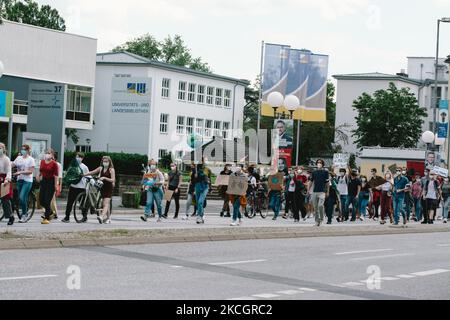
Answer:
218;164;232;218
140;159;165;223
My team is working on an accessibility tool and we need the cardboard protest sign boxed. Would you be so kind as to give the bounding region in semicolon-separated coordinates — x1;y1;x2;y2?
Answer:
0;182;10;198
433;166;448;178
215;175;230;186
163;190;174;201
368;177;387;189
268;173;284;191
226;175;248;196
333;153;350;169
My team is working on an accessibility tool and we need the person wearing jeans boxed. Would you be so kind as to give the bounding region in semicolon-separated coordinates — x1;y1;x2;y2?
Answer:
140;159;165;222
38;149;59;225
411;174;422;222
440;177;450;223
358;176;370;220
345;170;361;221
269;190;282;220
194;160;211;224
164;163;181;219
393;169;409;225
308;159;330;226
336;168;348;222
12;144;35;222
378;172;393;224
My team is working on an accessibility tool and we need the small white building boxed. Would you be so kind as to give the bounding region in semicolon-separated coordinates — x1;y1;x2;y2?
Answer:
76;51;249;161
333;57;449;157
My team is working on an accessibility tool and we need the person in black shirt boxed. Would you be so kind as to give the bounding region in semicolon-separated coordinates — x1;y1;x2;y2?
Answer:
219;164;232;217
163;163;181;219
345;169;361;221
308;159;330;226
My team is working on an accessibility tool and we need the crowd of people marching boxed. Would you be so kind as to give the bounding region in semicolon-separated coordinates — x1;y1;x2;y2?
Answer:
0;144;449;228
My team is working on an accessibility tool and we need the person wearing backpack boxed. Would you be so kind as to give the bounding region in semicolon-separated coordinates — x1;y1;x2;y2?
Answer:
61;153;89;223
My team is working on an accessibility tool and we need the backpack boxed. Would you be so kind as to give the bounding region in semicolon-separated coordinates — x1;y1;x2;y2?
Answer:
63;165;83;187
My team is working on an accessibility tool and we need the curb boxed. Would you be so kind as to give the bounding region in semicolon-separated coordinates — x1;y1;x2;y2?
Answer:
1;225;449;250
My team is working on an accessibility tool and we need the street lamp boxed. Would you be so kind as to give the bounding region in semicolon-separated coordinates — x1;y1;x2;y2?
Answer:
432;17;450;139
284;95;300;118
267;91;284;118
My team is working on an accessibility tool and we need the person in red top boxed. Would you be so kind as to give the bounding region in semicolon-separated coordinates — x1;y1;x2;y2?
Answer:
38;148;59;224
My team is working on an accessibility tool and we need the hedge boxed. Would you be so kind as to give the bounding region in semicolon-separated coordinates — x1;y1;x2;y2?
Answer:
64;152;148;176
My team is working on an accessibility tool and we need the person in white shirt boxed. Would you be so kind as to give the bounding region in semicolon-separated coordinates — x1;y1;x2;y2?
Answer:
62;153;89;223
12;144;35;223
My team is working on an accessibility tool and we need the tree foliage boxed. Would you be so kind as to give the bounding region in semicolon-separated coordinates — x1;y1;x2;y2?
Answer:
352;82;427;149
0;0;65;31
113;34;211;73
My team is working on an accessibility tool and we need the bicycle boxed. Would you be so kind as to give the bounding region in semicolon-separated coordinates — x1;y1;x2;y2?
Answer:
246;183;269;219
72;176;111;223
0;178;37;222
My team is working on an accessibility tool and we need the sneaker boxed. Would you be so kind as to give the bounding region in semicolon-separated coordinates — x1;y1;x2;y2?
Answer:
393;222;399;226
303;218;307;222
97;216;103;224
437;216;443;220
191;213;197;217
315;221;321;226
380;220;386;225
294;219;299;223
326;221;332;225
7;216;14;226
359;216;365;221
282;214;288;219
41;219;50;225
19;216;28;223
61;217;70;223
230;220;238;226
173;215;178;219
373;217;378;222
140;215;148;222
150;213;156;218
80;217;87;223
272;217;277;221
444;219;448;223
182;215;189;220
350;218;356;222
428;220;434;224
104;219;111;224
220;211;224;217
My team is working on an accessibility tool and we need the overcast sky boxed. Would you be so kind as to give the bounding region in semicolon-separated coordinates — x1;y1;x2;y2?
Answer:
40;0;450;84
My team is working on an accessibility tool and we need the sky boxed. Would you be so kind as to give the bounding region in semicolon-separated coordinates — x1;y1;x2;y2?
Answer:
39;0;450;85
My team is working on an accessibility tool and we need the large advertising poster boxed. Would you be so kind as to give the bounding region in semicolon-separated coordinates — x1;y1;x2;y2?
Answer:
109;77;152;154
0;90;13;117
274;119;294;169
438;100;448;139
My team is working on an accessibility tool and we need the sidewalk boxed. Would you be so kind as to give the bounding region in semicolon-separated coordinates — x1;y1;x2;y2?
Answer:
1;198;449;250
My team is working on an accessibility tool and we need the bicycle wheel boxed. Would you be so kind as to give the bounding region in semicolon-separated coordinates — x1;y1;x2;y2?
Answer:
15;192;36;222
0;200;4;221
73;192;89;223
246;195;256;219
260;197;269;219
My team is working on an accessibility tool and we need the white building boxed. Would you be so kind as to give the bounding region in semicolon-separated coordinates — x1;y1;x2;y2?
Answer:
76;51;248;161
333;57;449;156
0;20;97;150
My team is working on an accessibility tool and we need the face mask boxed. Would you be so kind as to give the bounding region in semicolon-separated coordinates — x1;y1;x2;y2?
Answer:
402;171;406;175
0;149;4;156
171;166;176;171
317;164;323;169
21;150;27;156
339;172;345;177
45;154;52;161
362;179;367;183
297;170;303;175
386;175;391;179
150;165;156;171
76;157;82;164
103;162;109;168
290;173;294;178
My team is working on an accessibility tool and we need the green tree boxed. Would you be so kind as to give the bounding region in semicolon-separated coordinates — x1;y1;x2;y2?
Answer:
113;34;211;73
0;0;65;31
352;82;427;149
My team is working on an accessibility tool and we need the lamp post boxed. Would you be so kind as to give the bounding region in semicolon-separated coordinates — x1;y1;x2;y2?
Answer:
432;18;450;139
422;130;436;170
284;95;301;166
267;91;284;118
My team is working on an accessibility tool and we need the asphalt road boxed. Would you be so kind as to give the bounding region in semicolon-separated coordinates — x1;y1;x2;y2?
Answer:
0;232;449;300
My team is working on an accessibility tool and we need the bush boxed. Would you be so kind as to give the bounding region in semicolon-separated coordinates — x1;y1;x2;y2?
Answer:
64;152;148;176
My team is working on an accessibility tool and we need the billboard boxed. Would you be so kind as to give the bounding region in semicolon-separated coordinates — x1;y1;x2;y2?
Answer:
274;119;294;169
0;90;13;117
438;100;448;139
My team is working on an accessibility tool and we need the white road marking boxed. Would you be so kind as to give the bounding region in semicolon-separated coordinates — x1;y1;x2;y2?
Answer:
410;269;450;276
349;253;414;261
209;259;267;266
342;282;365;287
334;248;394;255
252;293;280;299
0;275;58;281
379;277;400;281
330;284;347;288
396;274;416;279
170;266;183;268
229;297;258;300
436;244;450;247
299;287;317;292
277;290;303;295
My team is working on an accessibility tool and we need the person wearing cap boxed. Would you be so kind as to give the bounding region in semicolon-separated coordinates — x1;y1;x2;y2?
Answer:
422;170;441;224
308;159;329;226
344;168;361;222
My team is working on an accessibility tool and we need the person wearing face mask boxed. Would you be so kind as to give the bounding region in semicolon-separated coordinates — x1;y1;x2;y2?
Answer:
46;151;62;221
440;176;450;223
12;144;35;223
194;158;211;224
84;156;116;224
141;159;165;222
411;173;423;222
357;176;370;221
0;143;14;225
283;168;297;219
420;169;430;223
324;170;339;224
219;164;233;218
163;163;181;219
377;171;393;224
230;167;246;226
368;168;381;221
308;159;330;226
38;149;59;224
392;168;409;226
336;168;349;222
62;153;89;223
344;169;362;222
422;171;441;224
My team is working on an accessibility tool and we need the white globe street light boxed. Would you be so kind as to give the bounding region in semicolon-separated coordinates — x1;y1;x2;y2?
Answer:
267;91;284;117
0;60;4;79
422;131;435;144
284;95;300;119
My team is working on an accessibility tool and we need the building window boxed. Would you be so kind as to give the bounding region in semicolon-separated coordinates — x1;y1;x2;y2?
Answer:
188;83;196;102
66;85;92;122
178;81;187;101
175;150;184;159
222;122;230;139
197;85;205;104
158;149;168;160
13;99;28;115
161;78;171;98
224;89;231;107
176;116;185;135
160;113;169;133
206;86;214;105
205;119;213;137
186;117;194;135
195;118;204;136
213;120;222;137
75;145;91;153
215;88;223;107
